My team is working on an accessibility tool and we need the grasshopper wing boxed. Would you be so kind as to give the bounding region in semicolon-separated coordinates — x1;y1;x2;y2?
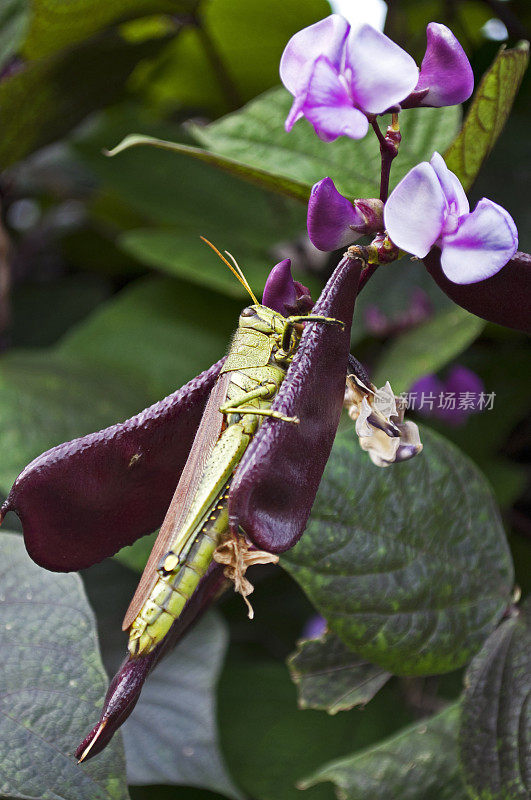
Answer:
123;370;230;629
228;256;362;553
2;359;224;571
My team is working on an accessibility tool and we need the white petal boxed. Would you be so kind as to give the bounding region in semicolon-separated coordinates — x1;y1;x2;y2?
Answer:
384;162;446;257
345;25;418;113
430;152;469;215
280;15;349;96
440;198;518;283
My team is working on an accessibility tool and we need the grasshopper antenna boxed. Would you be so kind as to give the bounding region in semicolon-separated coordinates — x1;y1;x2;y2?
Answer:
224;250;258;304
200;237;259;305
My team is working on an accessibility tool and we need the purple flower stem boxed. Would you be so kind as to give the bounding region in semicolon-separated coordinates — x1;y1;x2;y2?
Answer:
370;114;401;203
357;261;379;295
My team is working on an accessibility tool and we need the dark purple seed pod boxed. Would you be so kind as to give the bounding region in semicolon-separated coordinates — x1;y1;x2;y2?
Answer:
75;562;228;762
1;360;224;571
228;254;363;553
424;248;531;334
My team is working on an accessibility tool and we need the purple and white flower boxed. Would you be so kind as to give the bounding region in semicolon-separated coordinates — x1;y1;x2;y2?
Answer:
280;15;473;142
384;152;518;284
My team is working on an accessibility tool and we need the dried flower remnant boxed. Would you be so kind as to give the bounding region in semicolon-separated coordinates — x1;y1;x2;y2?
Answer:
213;532;278;618
344;363;422;467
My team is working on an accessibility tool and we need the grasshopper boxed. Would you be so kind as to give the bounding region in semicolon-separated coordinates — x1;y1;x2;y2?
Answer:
124;240;344;658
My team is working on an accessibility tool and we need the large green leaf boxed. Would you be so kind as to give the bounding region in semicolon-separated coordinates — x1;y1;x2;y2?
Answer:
120;612;241;797
21;0;179;59
288;632;391;714
218;657;413;800
0;0;29;70
445;41;530;191
0;531;129;800
188;87;461;200
0;31;170;169
107;134;311;202
372;305;485;392
301;705;466;800
133;0;331;114
459;600;530;800
0;351;148;493
59;276;241;400
282;426;513;675
75;113;314;298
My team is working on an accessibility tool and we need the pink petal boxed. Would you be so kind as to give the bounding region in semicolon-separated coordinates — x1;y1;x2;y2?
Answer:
384;162;446;257
307;177;363;251
440;198;519;284
430;152;469;216
416;23;474;107
345;24;418;114
280;14;350;96
302;56;369;142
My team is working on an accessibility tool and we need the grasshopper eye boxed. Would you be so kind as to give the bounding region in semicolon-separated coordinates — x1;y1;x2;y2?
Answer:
240;307;254;317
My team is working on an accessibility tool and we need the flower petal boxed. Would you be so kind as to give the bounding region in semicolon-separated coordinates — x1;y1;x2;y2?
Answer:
229;254;363;553
1;360;224;570
440;198;518;283
262;258;312;316
345;24;418;114
302;56;369;141
423;248;531;333
285;94;305;132
280;14;350;96
384;162;446;257
416;22;474;107
307;177;363;251
430;152;469;216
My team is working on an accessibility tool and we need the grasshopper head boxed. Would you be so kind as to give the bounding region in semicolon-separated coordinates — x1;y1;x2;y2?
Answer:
239;304;286;335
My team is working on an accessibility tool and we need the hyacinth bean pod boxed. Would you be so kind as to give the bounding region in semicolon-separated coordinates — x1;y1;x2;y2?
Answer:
1;359;224;570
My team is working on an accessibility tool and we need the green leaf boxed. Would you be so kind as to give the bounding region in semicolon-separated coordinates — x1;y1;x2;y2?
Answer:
288;632;391;714
301;705;467;800
120;612;241;798
75;114;316;298
106;134;311;202
0;351;149;493
445;42;530;191
282;426;514;675
21;0;180;60
59;276;241;400
0;32;170;168
0;531;129;800
372;305;485;392
118;228;317;300
459;600;531;800
188;87;461;200
218;657;414;800
0;0;29;70
133;0;331;115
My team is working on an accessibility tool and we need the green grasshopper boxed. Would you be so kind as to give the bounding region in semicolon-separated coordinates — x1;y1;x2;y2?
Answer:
125;240;343;658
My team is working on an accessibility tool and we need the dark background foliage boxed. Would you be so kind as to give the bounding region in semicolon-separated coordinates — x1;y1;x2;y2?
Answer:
0;1;529;799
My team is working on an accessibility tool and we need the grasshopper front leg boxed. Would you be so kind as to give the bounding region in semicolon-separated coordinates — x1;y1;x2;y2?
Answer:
279;314;345;358
220;383;300;424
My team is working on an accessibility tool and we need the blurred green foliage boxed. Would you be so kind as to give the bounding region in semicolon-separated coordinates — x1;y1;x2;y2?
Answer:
0;0;529;799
